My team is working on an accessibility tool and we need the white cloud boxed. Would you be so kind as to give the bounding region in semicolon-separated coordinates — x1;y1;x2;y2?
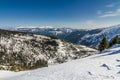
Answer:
117;9;120;12
54;20;120;29
77;20;120;29
97;10;102;15
106;4;115;7
78;20;105;29
106;2;120;8
105;11;114;14
99;8;120;18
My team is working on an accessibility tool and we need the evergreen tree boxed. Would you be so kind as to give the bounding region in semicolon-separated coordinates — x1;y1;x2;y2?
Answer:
98;36;109;51
109;35;119;47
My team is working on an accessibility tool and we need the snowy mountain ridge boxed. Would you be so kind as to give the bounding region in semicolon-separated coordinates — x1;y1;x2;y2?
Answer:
12;26;77;39
14;26;54;30
1;44;120;80
78;24;120;48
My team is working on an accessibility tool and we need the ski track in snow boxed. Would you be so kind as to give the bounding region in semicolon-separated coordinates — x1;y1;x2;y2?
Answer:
1;45;120;80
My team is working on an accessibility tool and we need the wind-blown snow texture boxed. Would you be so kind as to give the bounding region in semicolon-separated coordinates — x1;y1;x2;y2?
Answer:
1;44;120;80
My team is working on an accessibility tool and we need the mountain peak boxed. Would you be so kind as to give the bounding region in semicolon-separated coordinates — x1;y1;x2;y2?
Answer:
15;26;54;29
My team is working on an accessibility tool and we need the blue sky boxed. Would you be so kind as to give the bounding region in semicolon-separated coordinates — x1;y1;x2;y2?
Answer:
0;0;120;29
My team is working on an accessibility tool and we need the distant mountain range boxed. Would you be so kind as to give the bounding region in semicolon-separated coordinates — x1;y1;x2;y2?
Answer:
12;24;120;48
0;29;97;71
11;26;77;39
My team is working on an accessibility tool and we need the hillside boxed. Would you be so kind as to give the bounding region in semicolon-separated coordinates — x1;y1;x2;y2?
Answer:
77;25;120;48
0;29;97;71
1;44;120;80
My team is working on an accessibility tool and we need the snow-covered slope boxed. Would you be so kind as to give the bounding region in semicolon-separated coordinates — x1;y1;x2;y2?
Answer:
1;44;120;80
78;24;120;48
0;29;97;71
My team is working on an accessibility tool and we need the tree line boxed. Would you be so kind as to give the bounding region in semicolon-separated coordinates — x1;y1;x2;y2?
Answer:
98;35;119;51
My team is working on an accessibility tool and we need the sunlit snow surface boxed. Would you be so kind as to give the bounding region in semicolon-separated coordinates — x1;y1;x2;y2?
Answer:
1;44;120;80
